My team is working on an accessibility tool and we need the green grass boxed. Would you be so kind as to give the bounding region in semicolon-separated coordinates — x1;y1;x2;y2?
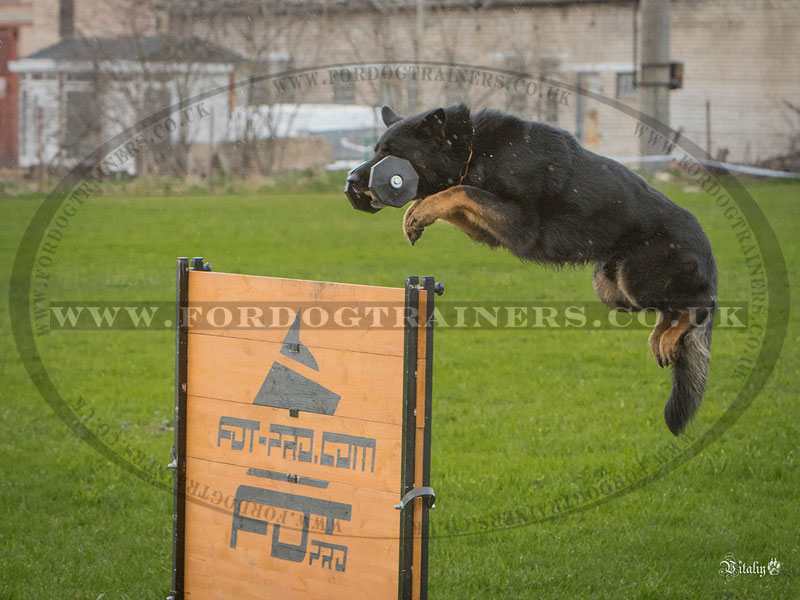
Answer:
1;178;798;598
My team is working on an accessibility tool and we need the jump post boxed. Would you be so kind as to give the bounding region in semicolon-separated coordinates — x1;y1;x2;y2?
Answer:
169;257;439;600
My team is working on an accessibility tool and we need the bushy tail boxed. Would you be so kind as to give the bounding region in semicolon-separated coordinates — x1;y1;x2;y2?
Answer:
664;318;713;435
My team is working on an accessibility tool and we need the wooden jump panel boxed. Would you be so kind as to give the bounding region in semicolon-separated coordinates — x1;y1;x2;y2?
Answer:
188;271;407;357
187;332;405;426
183;458;400;600
172;263;435;600
185;394;403;494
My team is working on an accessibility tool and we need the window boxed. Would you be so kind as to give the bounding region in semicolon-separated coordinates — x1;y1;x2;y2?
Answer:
616;72;637;99
444;78;467;106
144;85;171;116
272;57;296;103
332;72;355;104
249;57;295;106
444;66;469;106
249;75;271;106
379;76;402;110
65;90;96;159
544;88;559;124
505;54;527;114
539;56;561;124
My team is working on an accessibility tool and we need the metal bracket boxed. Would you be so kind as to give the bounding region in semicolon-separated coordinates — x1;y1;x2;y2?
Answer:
190;257;212;271
394;486;436;511
167;445;177;470
411;281;444;296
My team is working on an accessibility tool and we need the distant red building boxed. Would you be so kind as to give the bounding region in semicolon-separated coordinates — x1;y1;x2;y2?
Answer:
0;2;32;166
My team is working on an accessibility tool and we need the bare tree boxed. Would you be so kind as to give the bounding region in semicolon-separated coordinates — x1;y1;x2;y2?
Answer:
58;0;234;180
165;0;328;176
783;100;800;155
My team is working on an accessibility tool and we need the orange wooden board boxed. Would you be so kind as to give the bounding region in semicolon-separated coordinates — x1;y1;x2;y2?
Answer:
187;271;407;358
186;331;405;426
183;458;400;600
177;272;428;600
186;395;404;494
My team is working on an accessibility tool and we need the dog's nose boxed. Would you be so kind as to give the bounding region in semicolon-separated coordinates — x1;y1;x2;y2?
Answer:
344;163;381;214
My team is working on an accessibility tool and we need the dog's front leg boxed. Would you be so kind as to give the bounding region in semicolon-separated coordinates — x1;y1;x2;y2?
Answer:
403;185;515;247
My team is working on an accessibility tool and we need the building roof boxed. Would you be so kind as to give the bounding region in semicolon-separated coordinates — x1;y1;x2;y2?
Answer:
160;0;634;16
26;35;244;64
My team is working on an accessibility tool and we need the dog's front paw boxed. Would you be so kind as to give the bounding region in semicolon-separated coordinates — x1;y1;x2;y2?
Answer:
404;214;426;245
403;200;428;246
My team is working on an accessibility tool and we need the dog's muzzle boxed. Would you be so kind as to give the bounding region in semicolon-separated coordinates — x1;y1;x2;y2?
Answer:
345;162;383;214
345;156;419;213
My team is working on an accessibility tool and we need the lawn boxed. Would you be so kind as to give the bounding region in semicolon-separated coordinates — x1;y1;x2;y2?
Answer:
1;176;798;599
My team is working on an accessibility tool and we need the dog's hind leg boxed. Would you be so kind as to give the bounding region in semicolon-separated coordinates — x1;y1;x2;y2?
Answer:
592;261;638;311
593;260;682;365
649;310;679;367
655;309;696;367
403;185;521;247
618;253;714;362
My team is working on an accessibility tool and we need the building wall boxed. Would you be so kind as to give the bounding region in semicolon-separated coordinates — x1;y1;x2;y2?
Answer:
17;0;57;56
18;0;160;56
13;1;799;168
215;137;334;176
184;2;643;157
178;0;800;164
671;0;800;163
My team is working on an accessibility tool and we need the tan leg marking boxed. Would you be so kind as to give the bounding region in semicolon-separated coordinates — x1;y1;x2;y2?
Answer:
440;213;501;247
403;186;506;246
652;310;693;367
649;312;674;367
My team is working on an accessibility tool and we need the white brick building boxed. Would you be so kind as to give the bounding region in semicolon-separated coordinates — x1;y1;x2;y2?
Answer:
4;0;800;170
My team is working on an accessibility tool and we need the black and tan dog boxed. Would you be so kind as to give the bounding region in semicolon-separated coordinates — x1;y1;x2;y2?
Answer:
345;104;717;435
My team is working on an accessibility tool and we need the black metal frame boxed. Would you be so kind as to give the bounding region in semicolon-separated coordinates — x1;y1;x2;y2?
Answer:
419;276;435;598
399;277;418;598
170;257;190;600
398;276;436;600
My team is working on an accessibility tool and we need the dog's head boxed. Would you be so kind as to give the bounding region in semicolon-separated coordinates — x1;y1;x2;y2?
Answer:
345;104;472;213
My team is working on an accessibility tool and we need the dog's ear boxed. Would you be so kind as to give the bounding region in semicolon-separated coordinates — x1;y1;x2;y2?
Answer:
419;107;447;137
382;106;403;127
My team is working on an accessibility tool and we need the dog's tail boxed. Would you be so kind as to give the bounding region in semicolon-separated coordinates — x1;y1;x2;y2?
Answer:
664;316;713;435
